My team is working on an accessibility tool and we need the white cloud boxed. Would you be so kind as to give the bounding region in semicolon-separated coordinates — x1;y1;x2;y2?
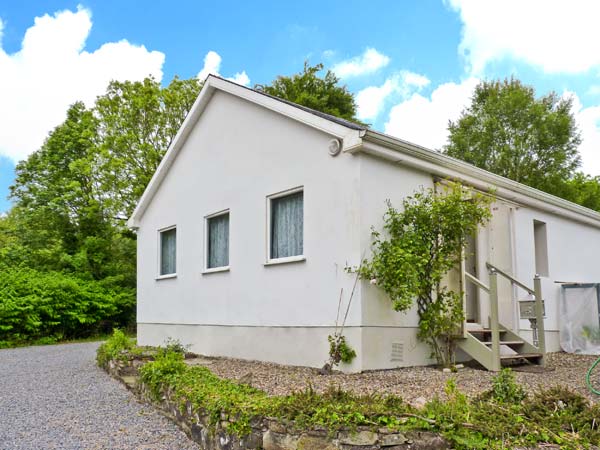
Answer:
229;71;250;86
566;92;600;175
384;78;479;150
196;50;251;87
448;0;600;74
197;50;222;80
356;71;430;120
0;7;164;162
332;48;390;78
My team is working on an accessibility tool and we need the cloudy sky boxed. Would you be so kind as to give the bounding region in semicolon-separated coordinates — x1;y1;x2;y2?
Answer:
1;0;600;211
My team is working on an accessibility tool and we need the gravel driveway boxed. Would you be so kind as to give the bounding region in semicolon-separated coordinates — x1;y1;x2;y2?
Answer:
0;342;198;450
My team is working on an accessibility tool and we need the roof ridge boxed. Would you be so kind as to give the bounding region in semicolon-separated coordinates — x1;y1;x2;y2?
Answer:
206;74;366;131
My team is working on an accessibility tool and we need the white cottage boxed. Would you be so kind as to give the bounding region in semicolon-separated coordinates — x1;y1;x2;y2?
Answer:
128;75;600;372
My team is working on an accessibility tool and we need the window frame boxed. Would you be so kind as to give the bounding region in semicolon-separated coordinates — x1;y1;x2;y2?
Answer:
157;225;177;279
203;209;231;274
265;186;305;266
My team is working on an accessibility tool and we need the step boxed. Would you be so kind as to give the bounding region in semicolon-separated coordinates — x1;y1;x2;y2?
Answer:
500;353;543;360
482;340;524;346
468;328;507;335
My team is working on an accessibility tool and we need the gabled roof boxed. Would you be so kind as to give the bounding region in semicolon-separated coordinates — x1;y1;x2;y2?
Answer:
128;75;600;229
128;75;365;228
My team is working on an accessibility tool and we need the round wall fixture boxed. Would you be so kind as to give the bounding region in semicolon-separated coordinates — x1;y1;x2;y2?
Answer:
328;139;342;156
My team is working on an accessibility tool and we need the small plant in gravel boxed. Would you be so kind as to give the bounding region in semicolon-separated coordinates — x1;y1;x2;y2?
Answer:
96;329;134;367
159;337;190;356
328;334;356;365
326;272;359;369
489;368;525;404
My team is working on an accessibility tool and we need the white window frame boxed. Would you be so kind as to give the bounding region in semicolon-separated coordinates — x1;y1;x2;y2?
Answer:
157;224;177;280
203;209;231;274
265;186;306;266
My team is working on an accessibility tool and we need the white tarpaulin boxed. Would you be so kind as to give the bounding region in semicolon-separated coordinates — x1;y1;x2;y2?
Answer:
560;284;600;354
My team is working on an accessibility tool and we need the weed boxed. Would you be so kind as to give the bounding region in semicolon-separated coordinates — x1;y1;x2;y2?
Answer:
96;329;134;367
489;368;525;404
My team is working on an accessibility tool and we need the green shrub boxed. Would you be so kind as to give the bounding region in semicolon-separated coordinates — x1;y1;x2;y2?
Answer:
138;350;187;400
0;266;135;345
489;368;525;404
96;329;134;367
158;337;189;356
110;345;600;449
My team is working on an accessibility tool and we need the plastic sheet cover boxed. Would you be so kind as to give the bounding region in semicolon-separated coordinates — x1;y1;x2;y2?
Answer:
560;284;600;354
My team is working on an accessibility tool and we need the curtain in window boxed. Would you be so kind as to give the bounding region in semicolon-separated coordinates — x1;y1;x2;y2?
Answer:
160;228;176;275
208;214;229;268
271;191;303;259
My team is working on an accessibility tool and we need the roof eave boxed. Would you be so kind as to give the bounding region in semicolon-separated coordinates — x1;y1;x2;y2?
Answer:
361;130;600;228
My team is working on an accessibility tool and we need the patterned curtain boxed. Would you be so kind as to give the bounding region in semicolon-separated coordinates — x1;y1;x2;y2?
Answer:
271;191;303;259
160;228;177;275
208;214;230;268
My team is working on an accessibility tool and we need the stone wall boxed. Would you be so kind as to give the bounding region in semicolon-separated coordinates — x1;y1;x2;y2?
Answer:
104;358;449;450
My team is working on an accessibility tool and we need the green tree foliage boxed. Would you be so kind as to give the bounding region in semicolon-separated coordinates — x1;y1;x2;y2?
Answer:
0;265;135;346
359;183;492;367
9;102;135;284
445;78;583;199
95;77;201;219
256;62;362;124
562;173;600;211
2;76;202;345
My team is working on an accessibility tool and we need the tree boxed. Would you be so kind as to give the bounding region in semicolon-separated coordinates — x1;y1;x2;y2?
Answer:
358;183;492;367
444;78;582;198
563;173;600;211
256;62;361;124
95;76;202;220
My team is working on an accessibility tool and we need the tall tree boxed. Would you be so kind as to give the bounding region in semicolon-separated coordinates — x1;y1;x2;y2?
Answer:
444;78;582;198
10;103;101;270
95;76;202;220
256;62;361;124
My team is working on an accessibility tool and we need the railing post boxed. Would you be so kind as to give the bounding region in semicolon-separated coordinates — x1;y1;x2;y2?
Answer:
534;275;546;366
489;268;501;371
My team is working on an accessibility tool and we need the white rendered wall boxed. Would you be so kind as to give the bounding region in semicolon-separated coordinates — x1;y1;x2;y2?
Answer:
357;154;437;369
136;90;600;371
512;206;600;351
136;91;364;370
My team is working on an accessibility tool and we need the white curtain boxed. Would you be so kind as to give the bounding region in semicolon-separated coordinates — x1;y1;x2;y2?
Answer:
160;228;176;275
271;191;303;259
208;214;229;268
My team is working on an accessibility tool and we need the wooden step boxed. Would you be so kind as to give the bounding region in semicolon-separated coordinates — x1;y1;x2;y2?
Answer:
468;328;507;335
482;340;524;346
500;353;543;360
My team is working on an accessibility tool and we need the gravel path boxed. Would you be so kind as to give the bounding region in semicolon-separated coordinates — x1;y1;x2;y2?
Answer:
202;352;600;404
0;342;198;450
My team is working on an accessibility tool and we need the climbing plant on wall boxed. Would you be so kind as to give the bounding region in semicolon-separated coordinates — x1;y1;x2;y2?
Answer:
358;182;492;367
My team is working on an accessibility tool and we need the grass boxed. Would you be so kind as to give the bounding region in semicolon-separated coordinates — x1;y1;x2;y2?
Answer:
0;331;135;350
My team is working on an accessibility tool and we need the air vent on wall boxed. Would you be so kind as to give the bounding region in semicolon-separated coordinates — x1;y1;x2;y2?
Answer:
391;342;404;363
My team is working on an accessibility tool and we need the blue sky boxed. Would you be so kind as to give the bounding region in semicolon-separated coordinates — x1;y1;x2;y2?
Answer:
1;0;600;212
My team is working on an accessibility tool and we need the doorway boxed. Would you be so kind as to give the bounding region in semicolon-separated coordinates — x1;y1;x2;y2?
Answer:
464;233;479;323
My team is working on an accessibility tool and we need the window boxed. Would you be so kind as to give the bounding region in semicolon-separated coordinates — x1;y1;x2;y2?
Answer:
159;227;176;276
206;211;230;270
269;189;304;260
533;220;548;277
